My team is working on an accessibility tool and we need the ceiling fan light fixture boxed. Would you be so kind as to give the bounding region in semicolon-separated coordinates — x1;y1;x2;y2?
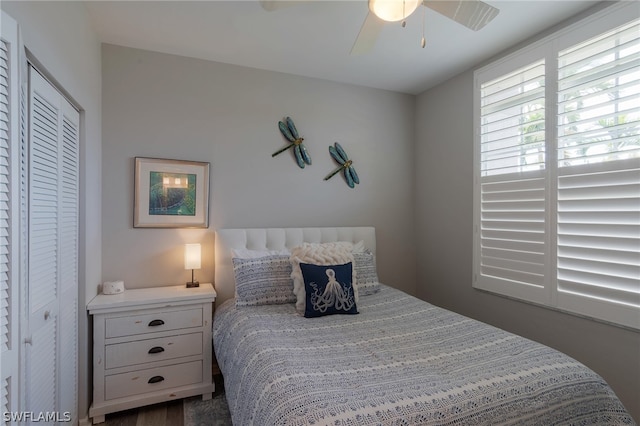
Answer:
369;0;421;22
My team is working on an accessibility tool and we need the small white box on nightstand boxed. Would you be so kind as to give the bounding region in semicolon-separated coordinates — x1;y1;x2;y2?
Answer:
102;280;124;295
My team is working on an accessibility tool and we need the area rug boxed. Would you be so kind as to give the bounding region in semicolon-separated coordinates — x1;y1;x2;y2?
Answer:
183;393;232;426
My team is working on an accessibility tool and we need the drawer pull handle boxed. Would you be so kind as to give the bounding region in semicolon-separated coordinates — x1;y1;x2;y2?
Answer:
148;346;165;354
148;319;165;327
148;376;164;384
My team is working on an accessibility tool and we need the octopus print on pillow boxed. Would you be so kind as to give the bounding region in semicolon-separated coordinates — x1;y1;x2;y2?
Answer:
299;262;358;318
290;242;357;314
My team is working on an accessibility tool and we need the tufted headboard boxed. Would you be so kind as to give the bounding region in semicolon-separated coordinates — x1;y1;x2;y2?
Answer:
214;227;376;305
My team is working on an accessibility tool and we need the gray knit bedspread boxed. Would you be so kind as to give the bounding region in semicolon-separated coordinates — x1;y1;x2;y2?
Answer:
213;284;634;425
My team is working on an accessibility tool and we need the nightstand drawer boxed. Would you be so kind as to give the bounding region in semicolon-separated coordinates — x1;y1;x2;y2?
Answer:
105;332;203;369
105;308;203;338
105;360;203;400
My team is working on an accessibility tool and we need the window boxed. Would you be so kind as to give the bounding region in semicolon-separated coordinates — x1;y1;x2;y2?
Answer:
473;3;639;330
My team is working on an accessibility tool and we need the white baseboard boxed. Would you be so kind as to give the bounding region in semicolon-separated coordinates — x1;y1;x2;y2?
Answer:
78;415;92;426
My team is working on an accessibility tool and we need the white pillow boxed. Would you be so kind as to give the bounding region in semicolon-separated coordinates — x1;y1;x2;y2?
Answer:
290;242;357;314
231;248;290;259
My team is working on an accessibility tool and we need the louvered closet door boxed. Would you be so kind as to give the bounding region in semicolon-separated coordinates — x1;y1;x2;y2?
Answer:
26;67;79;423
0;11;21;422
58;87;79;423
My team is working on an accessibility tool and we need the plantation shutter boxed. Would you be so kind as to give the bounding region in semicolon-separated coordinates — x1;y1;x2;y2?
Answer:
474;58;549;304
555;19;640;328
0;11;22;421
475;8;639;330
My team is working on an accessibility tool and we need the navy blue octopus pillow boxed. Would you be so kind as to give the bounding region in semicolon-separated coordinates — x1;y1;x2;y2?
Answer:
299;262;358;318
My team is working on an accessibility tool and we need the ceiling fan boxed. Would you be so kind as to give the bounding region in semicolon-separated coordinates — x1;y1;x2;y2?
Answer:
260;0;500;54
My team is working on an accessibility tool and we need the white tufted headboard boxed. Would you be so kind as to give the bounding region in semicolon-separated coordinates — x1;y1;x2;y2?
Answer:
214;227;376;305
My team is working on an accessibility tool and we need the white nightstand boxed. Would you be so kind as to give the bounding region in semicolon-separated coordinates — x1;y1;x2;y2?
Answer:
87;284;216;424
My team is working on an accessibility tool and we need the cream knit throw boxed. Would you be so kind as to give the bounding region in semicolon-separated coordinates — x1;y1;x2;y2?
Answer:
290;242;357;314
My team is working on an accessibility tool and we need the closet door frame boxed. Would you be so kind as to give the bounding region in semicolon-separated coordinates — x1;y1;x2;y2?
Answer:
2;12;81;423
0;10;25;421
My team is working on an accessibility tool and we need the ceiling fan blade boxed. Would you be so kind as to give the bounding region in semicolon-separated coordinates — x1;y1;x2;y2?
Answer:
424;0;499;31
350;12;385;55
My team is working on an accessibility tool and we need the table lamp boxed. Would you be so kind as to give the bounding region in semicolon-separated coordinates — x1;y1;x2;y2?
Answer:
185;243;201;288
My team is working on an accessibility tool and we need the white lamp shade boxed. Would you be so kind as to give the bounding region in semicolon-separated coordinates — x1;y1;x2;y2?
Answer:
369;0;421;22
184;243;201;270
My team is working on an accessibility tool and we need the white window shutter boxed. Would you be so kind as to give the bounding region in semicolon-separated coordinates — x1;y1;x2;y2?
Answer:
479;60;546;176
557;20;640;167
555;19;640;329
475;6;639;330
474;59;549;304
476;172;548;301
0;11;22;422
557;160;640;328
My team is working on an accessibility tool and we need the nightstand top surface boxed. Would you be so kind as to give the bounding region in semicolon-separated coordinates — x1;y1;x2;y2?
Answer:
87;283;216;313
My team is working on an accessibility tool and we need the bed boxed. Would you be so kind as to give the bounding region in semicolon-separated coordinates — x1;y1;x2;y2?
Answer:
213;227;634;425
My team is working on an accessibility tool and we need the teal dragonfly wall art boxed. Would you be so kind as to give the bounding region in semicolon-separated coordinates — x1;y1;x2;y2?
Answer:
272;116;312;168
324;142;359;188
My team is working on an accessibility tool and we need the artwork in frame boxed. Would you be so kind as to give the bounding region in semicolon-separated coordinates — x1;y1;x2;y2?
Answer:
134;157;210;228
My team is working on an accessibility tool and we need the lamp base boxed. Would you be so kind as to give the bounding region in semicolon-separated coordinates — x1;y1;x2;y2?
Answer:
186;281;200;288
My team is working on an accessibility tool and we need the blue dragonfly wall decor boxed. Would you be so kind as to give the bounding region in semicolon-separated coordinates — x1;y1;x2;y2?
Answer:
324;142;360;188
272;116;312;168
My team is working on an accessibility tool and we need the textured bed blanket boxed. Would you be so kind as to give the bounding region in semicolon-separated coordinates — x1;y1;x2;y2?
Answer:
213;284;634;425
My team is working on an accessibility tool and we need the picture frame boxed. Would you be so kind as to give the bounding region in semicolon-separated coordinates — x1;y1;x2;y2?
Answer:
134;157;210;228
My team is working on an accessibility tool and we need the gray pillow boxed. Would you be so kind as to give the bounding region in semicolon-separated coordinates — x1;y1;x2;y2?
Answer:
233;255;296;306
354;250;381;296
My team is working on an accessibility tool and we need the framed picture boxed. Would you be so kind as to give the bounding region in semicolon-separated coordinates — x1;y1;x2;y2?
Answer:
134;157;210;228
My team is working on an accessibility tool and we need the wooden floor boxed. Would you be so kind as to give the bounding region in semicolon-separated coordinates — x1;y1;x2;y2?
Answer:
101;362;224;426
101;398;184;426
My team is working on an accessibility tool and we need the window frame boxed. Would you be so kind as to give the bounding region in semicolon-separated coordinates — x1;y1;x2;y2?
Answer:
473;2;639;330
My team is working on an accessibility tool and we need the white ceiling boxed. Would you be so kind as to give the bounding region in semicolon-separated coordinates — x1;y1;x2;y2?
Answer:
84;0;600;94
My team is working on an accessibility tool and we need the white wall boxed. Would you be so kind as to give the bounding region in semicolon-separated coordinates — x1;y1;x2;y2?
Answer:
414;45;640;425
0;0;102;422
101;44;417;299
